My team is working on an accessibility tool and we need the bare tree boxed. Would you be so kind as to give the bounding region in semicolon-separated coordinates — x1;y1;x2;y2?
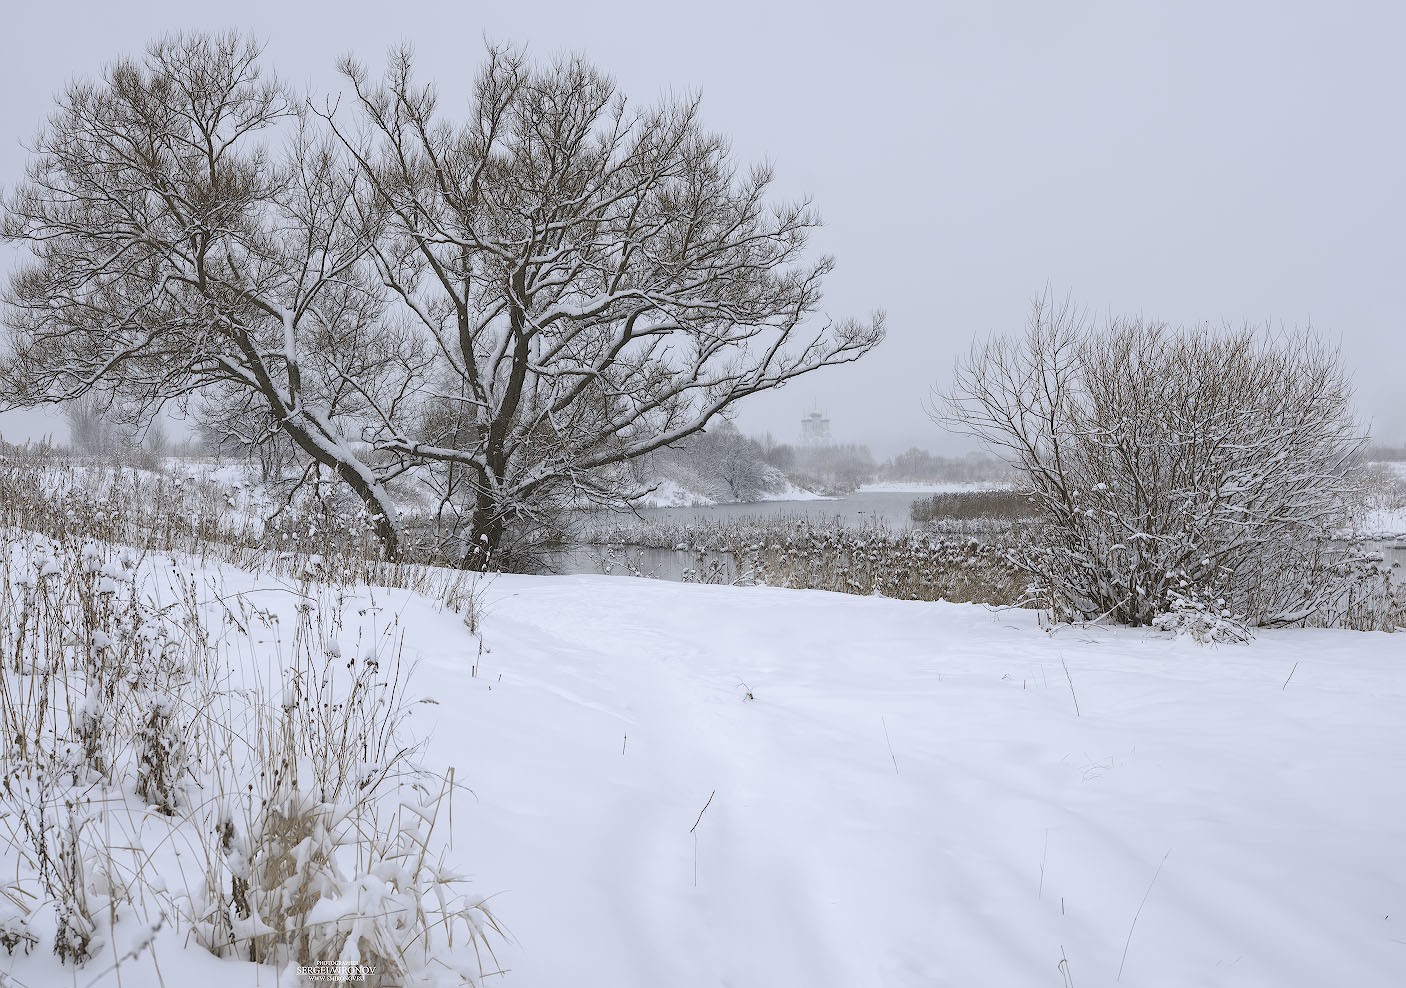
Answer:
143;420;171;460
935;294;1365;630
698;422;773;502
656;420;774;502
0;32;429;557
328;45;883;566
63;393;134;455
195;390;301;482
3;35;881;569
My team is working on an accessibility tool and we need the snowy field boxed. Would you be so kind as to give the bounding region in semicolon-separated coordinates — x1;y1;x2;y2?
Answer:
5;552;1401;987
453;578;1406;988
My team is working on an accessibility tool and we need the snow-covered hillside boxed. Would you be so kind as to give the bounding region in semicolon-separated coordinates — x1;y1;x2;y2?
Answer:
452;577;1406;988
631;476;830;508
1;549;1403;987
858;480;1013;494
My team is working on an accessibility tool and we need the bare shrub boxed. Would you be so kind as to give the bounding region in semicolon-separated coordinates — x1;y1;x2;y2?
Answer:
0;887;38;956
935;294;1366;630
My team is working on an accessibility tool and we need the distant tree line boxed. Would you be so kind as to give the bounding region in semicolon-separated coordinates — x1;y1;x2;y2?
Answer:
877;448;1011;484
1360;444;1406;463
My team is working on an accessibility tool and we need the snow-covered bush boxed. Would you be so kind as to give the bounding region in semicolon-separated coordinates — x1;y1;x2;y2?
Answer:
937;294;1365;629
1151;588;1253;644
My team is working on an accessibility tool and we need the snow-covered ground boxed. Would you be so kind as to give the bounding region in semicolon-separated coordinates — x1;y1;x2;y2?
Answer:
1354;509;1406;540
632;478;719;507
756;480;833;502
632;477;831;508
449;578;1406;987
859;480;1013;494
3;558;1404;986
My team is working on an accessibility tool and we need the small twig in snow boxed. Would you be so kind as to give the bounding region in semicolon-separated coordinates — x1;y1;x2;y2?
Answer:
690;790;715;889
690;790;715;834
81;914;165;988
1038;829;1049;899
1282;661;1300;690
881;717;900;776
1061;655;1081;717
1118;849;1171;982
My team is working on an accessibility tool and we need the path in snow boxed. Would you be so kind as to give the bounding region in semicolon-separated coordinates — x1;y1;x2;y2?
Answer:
402;575;1406;988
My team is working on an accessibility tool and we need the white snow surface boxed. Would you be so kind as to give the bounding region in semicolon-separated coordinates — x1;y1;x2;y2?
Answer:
633;478;719;507
632;477;829;507
5;564;1404;987
450;578;1406;988
754;480;832;502
859;480;1013;494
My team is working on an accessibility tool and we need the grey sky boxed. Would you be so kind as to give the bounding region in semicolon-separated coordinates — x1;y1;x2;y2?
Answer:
1;0;1401;455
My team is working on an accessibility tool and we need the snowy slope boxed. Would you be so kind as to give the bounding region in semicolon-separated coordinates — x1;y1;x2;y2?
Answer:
2;566;1403;987
859;480;1013;494
430;577;1405;988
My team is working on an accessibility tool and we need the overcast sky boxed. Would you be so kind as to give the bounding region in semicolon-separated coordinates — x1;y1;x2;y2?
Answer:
1;0;1401;455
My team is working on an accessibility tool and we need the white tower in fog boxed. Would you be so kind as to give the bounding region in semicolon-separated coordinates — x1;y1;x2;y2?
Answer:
800;409;831;446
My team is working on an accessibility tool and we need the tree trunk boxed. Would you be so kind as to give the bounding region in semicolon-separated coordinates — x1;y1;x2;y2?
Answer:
464;488;504;571
338;464;402;562
274;412;403;562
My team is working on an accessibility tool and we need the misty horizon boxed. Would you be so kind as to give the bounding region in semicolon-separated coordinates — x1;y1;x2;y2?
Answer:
0;0;1402;456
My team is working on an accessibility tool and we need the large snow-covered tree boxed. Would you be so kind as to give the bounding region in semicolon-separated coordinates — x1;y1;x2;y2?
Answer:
2;34;882;569
935;294;1365;629
328;46;884;566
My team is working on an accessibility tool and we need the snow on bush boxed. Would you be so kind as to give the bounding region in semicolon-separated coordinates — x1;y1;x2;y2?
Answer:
1150;588;1253;644
938;294;1369;631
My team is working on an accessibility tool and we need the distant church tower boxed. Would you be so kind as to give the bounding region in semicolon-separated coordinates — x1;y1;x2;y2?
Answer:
800;409;831;446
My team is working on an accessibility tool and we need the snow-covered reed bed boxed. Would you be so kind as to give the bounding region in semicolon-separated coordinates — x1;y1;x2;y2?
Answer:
0;448;488;616
0;505;498;982
585;511;1406;630
907;487;1034;525
0;446;390;563
586;514;1032;604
